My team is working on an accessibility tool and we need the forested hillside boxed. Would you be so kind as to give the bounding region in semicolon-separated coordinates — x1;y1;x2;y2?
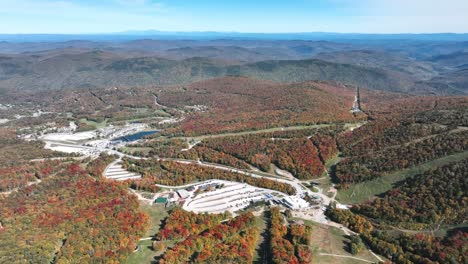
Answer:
183;127;340;179
0;166;148;263
158;210;259;263
354;159;467;229
0;128;75;192
269;207;312;264
335;97;468;187
327;97;468;264
326;204;467;264
123;158;296;195
159;77;364;135
1;47;466;95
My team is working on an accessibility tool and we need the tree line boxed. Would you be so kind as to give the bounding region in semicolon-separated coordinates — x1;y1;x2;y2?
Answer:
158;209;259;263
269;207;312;264
123;158;296;195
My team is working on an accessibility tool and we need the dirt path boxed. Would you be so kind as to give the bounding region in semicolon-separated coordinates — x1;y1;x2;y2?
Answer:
176;123;345;141
369;250;384;262
274;166;297;181
129;189;155;205
153;94;168;109
375;126;467;154
181;140;201;151
0;179;42;196
318;253;375;263
328;185;338;201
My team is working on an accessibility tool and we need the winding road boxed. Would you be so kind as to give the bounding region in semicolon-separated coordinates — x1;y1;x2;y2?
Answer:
33;120;384;262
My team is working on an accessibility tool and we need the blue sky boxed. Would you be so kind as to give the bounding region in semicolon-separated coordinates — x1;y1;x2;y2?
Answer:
0;0;467;34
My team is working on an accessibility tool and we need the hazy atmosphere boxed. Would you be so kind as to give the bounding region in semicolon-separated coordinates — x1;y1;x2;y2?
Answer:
1;0;468;33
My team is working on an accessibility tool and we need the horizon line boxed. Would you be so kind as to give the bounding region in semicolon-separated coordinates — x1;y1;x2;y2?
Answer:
1;31;468;35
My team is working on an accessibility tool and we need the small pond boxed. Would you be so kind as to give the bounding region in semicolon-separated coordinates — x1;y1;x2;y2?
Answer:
113;130;158;142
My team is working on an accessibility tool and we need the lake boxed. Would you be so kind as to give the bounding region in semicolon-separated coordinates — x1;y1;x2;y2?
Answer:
113;130;158;142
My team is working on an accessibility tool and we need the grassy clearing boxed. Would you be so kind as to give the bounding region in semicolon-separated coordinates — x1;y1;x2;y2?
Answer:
126;239;178;264
307;154;341;192
325;155;341;169
314;255;371;264
125;205;168;264
337;151;468;204
79;118;108;129
120;147;153;155
125;239;155;264
308;176;335;199
141;204;168;237
308;222;378;264
252;214;268;263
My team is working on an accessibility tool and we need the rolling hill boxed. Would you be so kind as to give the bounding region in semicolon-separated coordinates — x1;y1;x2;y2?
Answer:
157;76;368;135
314;50;439;80
0;50;452;94
428;51;468;67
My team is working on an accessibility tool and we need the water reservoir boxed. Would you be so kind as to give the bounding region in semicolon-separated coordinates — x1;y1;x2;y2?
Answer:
113;130;158;142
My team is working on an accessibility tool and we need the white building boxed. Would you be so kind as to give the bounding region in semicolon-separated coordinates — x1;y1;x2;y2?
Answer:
177;189;191;199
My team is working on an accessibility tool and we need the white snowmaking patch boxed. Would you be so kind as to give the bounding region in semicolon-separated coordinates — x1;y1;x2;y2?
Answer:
104;161;141;181
44;141;95;155
47;145;85;153
42;131;96;142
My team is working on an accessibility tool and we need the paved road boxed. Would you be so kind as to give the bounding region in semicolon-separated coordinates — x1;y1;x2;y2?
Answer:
104;147;348;210
34;121;381;261
37;132;351;221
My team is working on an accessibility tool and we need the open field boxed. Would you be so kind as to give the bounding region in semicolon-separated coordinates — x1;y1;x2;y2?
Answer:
125;205;169;264
308;222;381;264
252;214;268;263
126;239;178;264
306;155;342;198
336;150;468;204
125;239;155;264
141;205;169;238
79;118;108;129
120;147;153;155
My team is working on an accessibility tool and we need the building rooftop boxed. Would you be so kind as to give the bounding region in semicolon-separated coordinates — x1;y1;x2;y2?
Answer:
177;189;191;199
155;197;168;204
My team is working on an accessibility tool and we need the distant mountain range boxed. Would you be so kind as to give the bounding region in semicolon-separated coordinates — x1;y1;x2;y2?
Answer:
0;38;467;95
2;32;468;42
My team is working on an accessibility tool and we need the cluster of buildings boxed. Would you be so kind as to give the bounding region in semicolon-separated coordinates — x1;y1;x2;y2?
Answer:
154;181;224;208
152;179;317;214
270;196;311;210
